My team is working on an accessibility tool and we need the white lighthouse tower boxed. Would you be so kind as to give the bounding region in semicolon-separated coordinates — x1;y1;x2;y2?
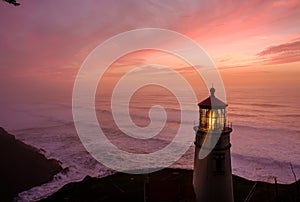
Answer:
193;87;234;202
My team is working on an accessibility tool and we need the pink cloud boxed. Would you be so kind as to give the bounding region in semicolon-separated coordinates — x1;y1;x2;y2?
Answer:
273;0;298;7
257;39;300;64
1;0;300;105
257;40;300;56
1;0;300;73
175;0;300;43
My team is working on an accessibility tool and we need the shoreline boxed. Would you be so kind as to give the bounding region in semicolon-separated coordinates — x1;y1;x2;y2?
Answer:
1;125;299;201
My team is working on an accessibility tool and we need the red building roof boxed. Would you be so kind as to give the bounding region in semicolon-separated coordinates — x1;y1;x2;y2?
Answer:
198;87;227;109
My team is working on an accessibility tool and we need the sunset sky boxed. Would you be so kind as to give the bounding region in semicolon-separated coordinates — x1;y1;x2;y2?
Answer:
0;0;300;106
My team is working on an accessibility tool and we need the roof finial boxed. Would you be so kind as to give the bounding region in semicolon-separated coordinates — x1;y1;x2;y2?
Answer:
210;83;215;97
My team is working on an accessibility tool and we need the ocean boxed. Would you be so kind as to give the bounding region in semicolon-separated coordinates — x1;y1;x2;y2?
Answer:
1;85;299;201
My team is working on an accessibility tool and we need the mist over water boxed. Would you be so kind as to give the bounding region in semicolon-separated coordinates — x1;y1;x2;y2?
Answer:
1;85;299;201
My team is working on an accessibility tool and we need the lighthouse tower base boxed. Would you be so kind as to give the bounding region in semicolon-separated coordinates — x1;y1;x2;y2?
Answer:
193;129;234;202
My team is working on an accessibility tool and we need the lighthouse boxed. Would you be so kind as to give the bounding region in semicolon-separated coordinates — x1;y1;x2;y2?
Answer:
193;87;234;202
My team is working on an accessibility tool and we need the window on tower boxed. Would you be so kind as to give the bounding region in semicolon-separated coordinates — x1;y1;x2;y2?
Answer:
213;153;225;175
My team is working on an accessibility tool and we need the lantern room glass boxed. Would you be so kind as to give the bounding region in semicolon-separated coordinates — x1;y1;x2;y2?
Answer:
199;108;226;131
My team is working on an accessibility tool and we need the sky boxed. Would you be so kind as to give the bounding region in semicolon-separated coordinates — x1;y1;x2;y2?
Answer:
0;0;300;106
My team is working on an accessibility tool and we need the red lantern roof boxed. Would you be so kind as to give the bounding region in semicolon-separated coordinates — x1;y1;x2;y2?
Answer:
198;87;227;109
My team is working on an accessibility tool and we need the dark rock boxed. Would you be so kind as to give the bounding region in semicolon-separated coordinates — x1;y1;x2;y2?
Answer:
41;168;300;202
0;127;62;202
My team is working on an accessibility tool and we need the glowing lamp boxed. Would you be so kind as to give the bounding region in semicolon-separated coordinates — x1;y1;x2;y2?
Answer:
198;87;227;131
